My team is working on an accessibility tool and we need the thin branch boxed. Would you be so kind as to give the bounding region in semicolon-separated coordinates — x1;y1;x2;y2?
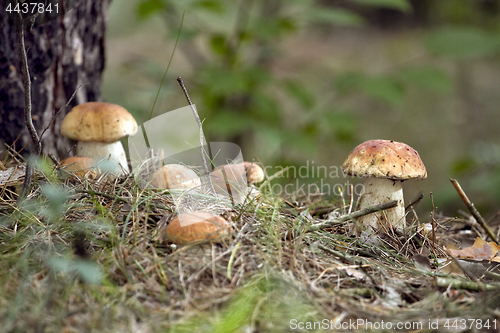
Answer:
405;192;424;213
17;13;41;203
17;16;41;155
450;178;498;243
176;77;216;196
430;192;437;252
39;83;89;141
307;200;398;232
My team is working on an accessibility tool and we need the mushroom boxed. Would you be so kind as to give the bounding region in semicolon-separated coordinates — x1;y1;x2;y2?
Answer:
60;156;97;178
150;164;201;190
342;139;427;235
243;162;265;185
60;102;138;175
210;162;264;197
165;212;232;244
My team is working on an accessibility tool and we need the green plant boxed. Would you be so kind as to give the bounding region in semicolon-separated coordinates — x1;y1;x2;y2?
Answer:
135;0;369;162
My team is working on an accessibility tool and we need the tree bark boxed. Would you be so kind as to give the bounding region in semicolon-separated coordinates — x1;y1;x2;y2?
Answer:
0;0;111;159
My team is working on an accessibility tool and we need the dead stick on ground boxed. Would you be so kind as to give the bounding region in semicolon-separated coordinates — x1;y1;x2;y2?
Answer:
17;14;41;203
450;178;498;243
307;200;398;232
436;277;500;291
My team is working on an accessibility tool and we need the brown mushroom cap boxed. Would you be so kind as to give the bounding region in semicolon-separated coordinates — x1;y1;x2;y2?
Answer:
61;102;138;143
342;139;427;180
166;212;231;244
150;164;201;189
210;163;247;193
210;162;264;191
60;156;96;177
243;162;264;184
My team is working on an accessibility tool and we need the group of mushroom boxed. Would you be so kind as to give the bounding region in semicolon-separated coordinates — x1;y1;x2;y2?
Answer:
59;101;265;244
60;101;427;244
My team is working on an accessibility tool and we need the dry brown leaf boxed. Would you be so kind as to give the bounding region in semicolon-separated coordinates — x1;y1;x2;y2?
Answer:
438;258;500;278
445;237;500;262
445;243;460;251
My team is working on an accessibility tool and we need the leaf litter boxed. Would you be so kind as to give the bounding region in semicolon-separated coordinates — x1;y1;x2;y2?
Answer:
0;154;499;332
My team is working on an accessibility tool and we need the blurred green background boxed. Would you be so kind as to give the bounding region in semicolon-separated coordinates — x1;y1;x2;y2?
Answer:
102;0;500;220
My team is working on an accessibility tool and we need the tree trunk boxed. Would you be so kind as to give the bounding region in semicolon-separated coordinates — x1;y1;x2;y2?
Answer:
0;0;111;159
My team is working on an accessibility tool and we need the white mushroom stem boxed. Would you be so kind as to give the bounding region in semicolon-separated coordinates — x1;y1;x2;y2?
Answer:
356;177;405;235
77;141;129;174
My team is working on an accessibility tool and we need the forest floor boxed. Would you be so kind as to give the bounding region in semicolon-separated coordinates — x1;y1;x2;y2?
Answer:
1;155;500;333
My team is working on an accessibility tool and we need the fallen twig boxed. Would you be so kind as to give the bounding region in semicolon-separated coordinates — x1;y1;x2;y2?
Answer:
436;277;500;291
450;178;498;243
405;192;424;213
484;271;500;281
307;200;398;232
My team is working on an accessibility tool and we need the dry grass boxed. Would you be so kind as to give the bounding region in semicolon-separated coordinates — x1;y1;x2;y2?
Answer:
1;155;500;333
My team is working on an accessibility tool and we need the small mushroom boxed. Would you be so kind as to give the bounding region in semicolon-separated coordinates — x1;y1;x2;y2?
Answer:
61;102;138;175
342;139;427;235
210;162;264;196
60;156;97;178
243;162;265;185
150;164;201;190
166;212;232;244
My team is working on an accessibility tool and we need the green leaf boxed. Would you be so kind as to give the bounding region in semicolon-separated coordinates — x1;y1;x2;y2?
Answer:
256;126;282;151
351;0;412;12
325;112;356;142
425;27;500;59
206;110;256;136
335;72;364;92
359;76;405;105
168;27;198;41
244;67;272;86
48;257;103;285
210;34;228;55
200;66;248;96
281;80;315;109
336;73;405;104
250;17;297;41
35;156;57;181
281;130;317;154
41;185;70;219
398;66;452;92
253;93;281;123
73;260;104;285
191;0;225;13
308;8;365;26
137;0;164;19
450;156;477;176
